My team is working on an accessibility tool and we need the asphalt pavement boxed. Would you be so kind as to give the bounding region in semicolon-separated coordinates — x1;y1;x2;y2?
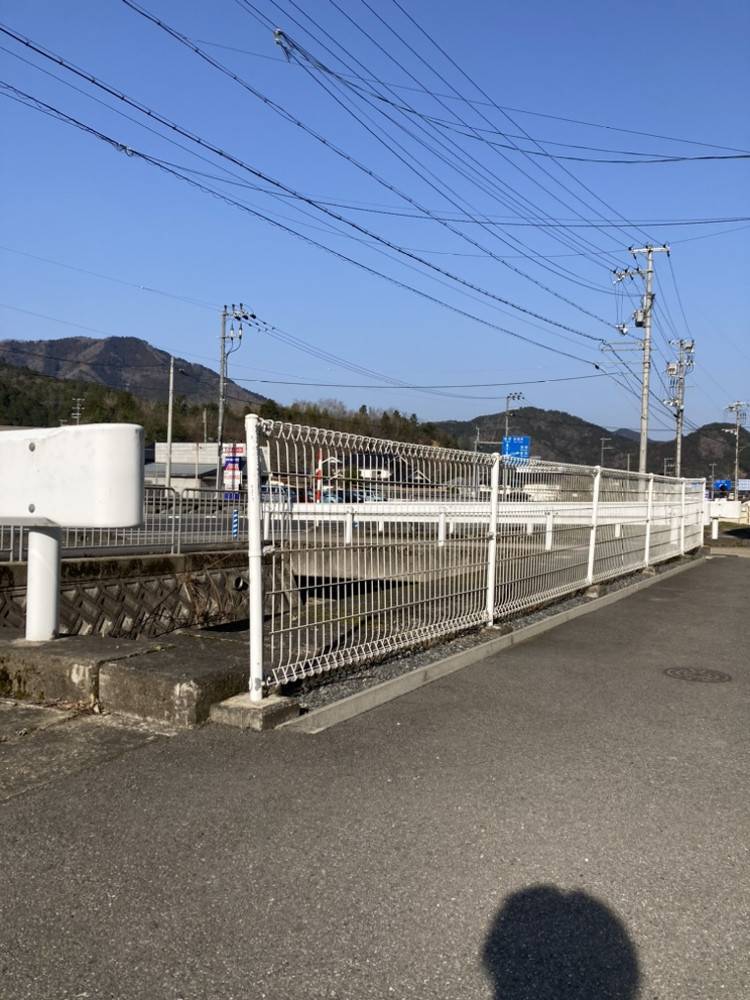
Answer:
0;555;747;999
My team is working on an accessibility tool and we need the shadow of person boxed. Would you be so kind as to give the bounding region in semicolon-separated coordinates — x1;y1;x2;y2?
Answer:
482;884;640;999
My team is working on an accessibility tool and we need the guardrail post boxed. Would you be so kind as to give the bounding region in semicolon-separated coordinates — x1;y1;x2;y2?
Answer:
644;474;655;567
586;466;602;586
485;455;500;624
679;479;687;555
544;512;554;551
25;526;61;640
175;491;183;555
246;414;265;702
169;488;177;555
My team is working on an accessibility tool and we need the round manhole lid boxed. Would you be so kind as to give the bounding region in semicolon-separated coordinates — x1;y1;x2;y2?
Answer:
663;667;732;683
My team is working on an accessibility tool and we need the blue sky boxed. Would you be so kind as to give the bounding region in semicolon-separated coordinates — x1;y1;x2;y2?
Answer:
1;0;748;436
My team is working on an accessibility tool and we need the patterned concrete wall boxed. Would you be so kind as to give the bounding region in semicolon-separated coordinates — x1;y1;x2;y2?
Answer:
0;552;252;639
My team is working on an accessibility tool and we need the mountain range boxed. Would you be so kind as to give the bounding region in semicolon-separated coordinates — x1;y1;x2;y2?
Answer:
0;336;745;480
0;336;264;407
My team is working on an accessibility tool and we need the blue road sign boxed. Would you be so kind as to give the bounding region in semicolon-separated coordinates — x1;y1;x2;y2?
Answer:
501;435;531;461
713;479;732;492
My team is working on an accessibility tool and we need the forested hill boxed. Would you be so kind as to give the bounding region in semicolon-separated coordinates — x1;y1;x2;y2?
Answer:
0;365;744;479
0;336;265;407
434;406;747;479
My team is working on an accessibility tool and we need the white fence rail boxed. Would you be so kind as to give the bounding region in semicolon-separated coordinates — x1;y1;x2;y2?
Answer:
0;487;249;561
0;418;705;701
249;416;704;695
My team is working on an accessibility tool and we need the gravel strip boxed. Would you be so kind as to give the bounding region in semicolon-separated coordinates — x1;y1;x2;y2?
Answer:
283;554;702;712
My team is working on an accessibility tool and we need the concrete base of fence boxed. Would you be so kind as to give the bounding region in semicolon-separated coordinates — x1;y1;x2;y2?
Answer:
0;635;162;703
285;555;705;734
0;631;253;728
209;691;300;731
98;645;250;729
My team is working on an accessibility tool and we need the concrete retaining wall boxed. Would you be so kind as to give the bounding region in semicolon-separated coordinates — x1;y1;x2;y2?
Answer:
0;551;251;639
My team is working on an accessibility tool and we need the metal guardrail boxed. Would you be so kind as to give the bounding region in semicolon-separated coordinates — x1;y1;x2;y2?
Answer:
0;487;249;561
1;419;705;700
249;418;705;691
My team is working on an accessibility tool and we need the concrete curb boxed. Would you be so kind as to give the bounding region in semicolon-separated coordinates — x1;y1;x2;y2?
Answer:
284;556;705;735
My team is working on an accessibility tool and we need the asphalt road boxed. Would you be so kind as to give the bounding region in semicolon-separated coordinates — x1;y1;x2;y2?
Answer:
1;555;747;999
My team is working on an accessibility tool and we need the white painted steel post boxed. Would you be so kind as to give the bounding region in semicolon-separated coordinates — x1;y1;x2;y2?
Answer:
345;511;354;545
438;511;446;547
526;521;534;536
544;512;554;551
644;474;655;566
246;414;265;703
614;523;622;539
485;455;500;624
679;479;687;555
586;467;602;586
25;526;61;641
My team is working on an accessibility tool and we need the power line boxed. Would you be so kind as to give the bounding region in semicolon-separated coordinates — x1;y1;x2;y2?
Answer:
0;77;615;366
0;33;607;344
193;37;750;155
118;3;621;324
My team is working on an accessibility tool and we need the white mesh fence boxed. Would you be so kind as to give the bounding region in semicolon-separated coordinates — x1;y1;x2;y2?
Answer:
254;419;705;688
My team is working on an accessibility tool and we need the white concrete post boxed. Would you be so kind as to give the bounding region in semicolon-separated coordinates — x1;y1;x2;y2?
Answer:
25;527;61;641
544;512;554;551
345;511;354;545
644;474;655;566
614;523;622;539
679;479;687;555
485;455;500;624
526;521;534;536
586;466;602;586
246;414;265;703
711;517;719;540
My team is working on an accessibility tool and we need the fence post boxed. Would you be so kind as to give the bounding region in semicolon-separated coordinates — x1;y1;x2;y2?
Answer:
485;455;500;624
246;414;265;702
169;488;177;555
175;491;183;555
679;479;687;555
644;474;655;567
544;512;554;551
586;466;602;586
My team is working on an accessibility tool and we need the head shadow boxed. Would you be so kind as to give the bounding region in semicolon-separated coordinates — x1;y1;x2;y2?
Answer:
481;884;640;1000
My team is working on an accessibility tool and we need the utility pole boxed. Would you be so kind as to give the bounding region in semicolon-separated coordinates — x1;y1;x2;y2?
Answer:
202;408;208;444
726;401;748;498
613;245;670;473
216;302;253;490
600;436;612;467
71;397;85;425
663;457;675;477
709;461;716;498
504;391;524;440
165;356;174;490
626;453;631;473
664;339;695;477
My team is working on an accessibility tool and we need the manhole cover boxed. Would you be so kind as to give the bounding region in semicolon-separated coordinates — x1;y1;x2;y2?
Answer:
663;667;732;683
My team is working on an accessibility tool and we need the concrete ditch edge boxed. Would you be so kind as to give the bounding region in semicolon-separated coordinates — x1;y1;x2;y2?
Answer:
284;556;706;734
